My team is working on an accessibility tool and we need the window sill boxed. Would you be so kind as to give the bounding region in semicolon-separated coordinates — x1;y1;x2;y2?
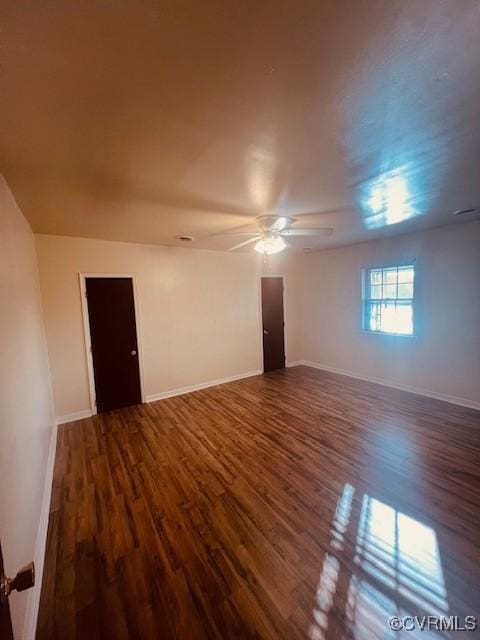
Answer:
361;330;416;339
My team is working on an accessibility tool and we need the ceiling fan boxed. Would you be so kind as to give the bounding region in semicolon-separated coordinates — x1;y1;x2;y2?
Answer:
213;215;333;255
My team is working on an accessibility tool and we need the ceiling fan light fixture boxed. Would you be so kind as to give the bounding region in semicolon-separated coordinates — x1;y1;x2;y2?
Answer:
254;233;287;255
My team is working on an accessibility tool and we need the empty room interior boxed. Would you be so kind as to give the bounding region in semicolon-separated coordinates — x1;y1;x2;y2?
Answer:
1;1;480;639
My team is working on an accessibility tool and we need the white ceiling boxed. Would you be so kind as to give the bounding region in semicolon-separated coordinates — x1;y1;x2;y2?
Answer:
1;0;479;252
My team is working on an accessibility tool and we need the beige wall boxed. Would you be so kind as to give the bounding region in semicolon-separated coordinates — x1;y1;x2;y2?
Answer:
299;221;480;406
2;166;477;639
33;220;479;422
0;177;54;637
35;234;301;419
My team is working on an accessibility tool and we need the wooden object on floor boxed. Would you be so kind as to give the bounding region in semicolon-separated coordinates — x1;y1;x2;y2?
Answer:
37;366;480;639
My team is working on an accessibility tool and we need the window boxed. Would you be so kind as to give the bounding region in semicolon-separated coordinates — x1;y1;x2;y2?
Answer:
362;264;415;335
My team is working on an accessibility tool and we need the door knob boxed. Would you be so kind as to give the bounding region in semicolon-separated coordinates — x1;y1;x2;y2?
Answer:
0;562;35;603
263;329;269;335
130;350;137;356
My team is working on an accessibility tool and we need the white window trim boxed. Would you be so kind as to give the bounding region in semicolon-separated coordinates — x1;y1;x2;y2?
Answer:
361;261;417;338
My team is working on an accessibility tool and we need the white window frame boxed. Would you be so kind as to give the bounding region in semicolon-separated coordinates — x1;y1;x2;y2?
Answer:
361;262;416;337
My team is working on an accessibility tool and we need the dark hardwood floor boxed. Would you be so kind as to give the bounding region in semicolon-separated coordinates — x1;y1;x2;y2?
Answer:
37;366;480;639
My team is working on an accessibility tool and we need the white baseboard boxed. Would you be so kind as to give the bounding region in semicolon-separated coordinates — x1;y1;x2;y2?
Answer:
55;371;265;422
23;420;58;640
290;360;480;411
56;409;92;425
146;369;263;403
286;360;304;368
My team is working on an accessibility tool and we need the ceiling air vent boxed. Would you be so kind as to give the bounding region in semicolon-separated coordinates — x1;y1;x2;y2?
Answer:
453;208;476;216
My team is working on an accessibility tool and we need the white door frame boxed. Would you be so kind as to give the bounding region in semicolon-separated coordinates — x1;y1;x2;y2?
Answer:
79;273;147;415
258;274;288;371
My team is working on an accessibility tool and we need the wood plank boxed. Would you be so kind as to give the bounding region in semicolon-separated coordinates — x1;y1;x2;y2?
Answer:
37;367;480;639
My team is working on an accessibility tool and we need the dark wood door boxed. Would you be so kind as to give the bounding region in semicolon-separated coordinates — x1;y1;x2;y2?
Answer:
0;540;14;640
261;277;285;372
86;277;142;412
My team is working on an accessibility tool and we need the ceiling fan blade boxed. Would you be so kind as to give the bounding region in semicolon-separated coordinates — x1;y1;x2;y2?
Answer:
211;231;259;236
209;221;259;237
280;228;333;237
226;236;260;251
257;215;297;232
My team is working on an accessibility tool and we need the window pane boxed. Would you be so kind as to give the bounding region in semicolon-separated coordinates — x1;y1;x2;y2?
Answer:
398;266;414;283
383;283;397;299
398;282;413;299
383;268;398;284
369;269;382;285
379;302;413;335
363;264;415;335
376;302;413;334
367;302;380;331
394;302;413;334
379;302;396;333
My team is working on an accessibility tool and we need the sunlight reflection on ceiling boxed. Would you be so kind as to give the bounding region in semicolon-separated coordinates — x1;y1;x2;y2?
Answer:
246;145;279;211
309;485;449;640
361;167;421;229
